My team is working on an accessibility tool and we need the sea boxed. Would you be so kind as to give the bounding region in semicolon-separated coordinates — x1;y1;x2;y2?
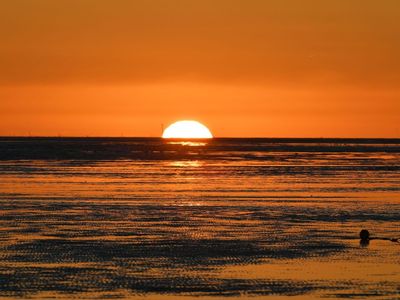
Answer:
0;137;399;299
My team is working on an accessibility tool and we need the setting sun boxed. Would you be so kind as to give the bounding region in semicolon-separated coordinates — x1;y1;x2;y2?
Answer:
162;120;213;139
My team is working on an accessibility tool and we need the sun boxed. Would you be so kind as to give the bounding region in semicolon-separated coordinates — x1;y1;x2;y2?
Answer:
162;120;213;139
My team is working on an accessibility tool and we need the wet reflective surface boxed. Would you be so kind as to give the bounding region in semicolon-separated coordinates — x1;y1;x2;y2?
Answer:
0;138;399;299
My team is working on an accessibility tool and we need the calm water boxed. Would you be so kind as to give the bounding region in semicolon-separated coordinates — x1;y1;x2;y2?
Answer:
0;138;399;299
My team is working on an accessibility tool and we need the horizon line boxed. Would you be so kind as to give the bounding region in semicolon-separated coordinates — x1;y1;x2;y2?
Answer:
0;135;399;140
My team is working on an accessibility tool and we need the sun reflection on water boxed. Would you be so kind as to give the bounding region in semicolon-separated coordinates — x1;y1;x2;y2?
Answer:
169;160;203;168
168;141;207;147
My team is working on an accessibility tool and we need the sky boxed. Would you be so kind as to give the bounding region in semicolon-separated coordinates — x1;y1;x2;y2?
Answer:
0;0;399;137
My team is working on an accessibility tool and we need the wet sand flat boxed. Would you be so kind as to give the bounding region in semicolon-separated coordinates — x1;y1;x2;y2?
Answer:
0;138;399;299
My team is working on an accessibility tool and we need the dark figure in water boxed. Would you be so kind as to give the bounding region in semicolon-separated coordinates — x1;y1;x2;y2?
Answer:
360;229;370;241
360;230;371;247
359;229;399;247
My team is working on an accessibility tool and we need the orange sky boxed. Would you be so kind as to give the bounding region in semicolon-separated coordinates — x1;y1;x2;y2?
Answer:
0;0;399;137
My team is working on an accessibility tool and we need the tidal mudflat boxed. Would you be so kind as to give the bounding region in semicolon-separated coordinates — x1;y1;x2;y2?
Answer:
0;138;399;299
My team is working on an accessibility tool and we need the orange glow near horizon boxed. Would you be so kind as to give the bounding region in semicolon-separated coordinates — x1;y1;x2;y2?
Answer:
0;1;399;138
